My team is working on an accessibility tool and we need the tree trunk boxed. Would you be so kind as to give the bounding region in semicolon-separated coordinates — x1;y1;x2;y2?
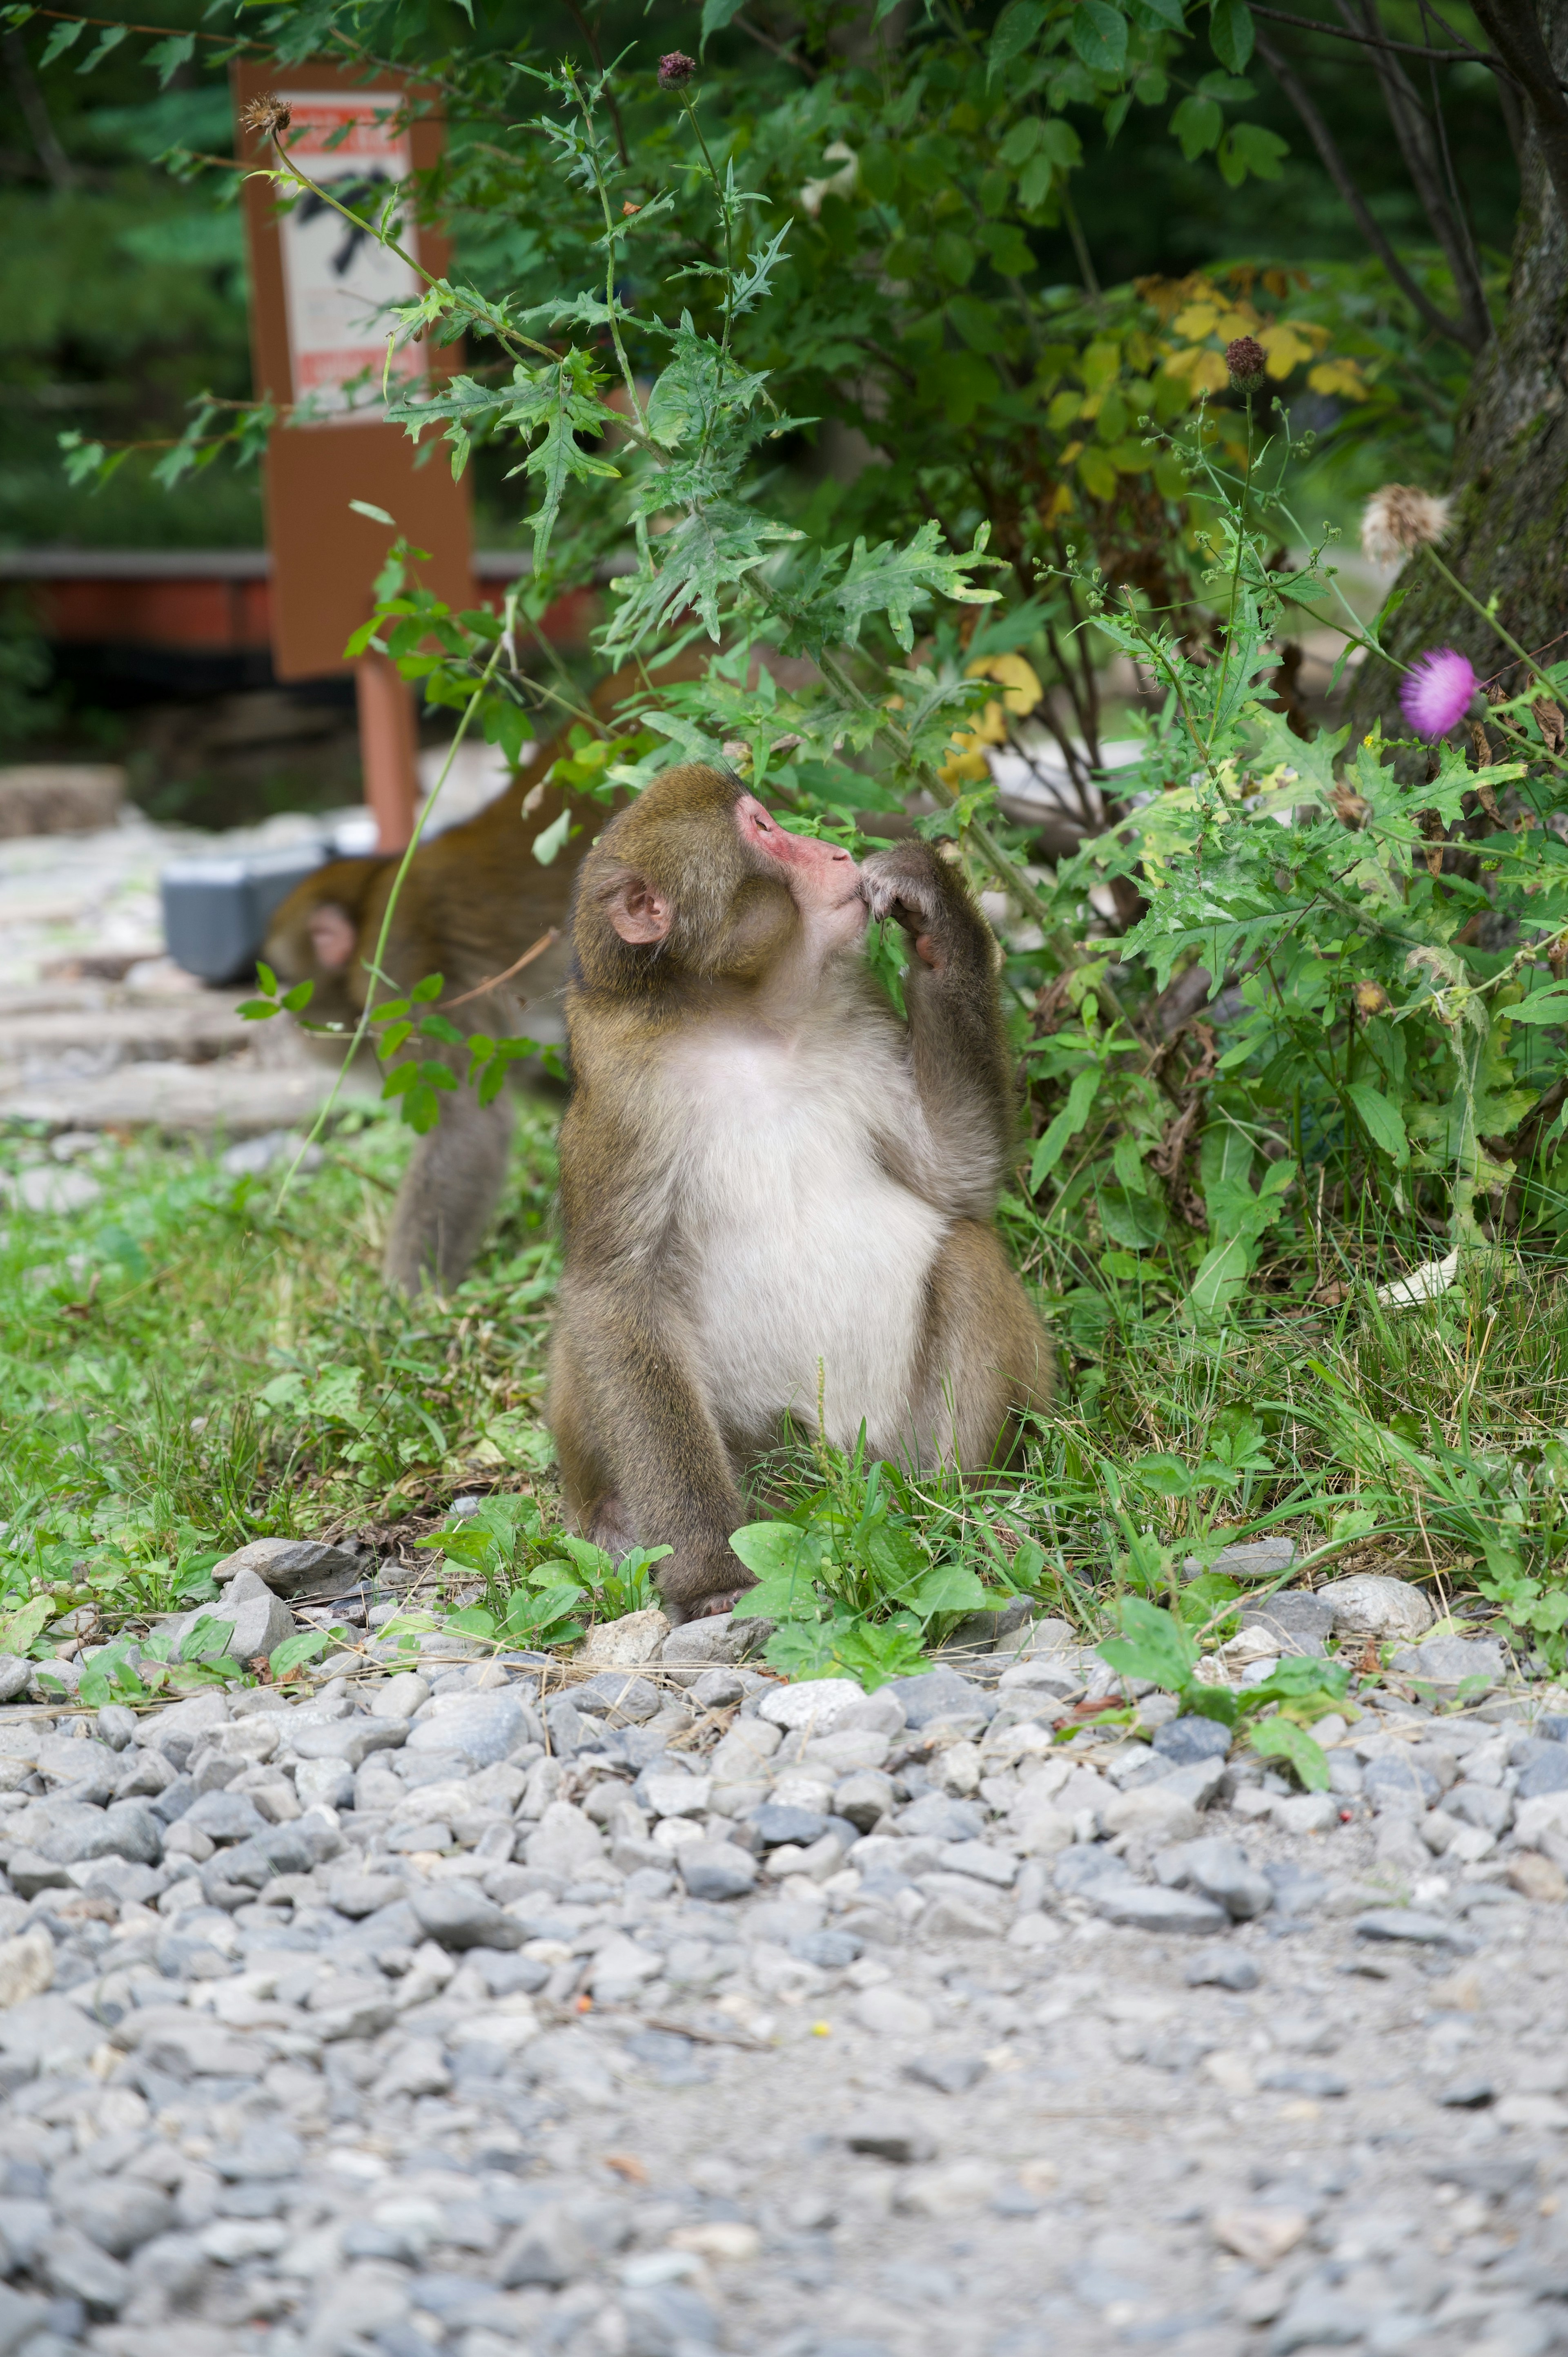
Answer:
1350;0;1568;733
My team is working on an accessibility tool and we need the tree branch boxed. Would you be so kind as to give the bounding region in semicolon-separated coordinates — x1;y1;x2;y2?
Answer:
1254;28;1483;351
3;30;75;192
1250;3;1512;70
1467;0;1568;221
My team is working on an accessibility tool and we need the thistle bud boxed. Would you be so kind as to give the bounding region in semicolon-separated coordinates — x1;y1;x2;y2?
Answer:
241;94;292;140
657;51;697;88
1225;335;1266;393
1354;980;1390;1018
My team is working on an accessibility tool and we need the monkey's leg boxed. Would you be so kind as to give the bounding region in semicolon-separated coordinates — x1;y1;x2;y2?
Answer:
919;1221;1054;1470
383;1086;514;1296
551;1284;754;1624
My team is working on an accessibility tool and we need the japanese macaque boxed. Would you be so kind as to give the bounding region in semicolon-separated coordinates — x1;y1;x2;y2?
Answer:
546;764;1052;1624
263;694;634;1296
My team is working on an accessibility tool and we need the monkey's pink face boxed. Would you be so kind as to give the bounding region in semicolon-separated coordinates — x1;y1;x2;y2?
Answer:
735;795;866;950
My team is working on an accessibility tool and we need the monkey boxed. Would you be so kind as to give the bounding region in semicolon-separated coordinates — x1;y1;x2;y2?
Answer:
546;763;1052;1625
262;755;595;1296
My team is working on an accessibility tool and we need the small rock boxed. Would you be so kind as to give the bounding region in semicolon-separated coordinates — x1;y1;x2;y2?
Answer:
847;2116;937;2164
1388;1634;1506;1690
661;1612;773;1671
1256;2064;1348;2098
166;1572;296;1668
56;2178;173;2259
573;1672;662;1722
1089;1882;1227;1933
1183;1537;1296;1583
1318;1572;1435;1640
1515;1747;1568;1801
1186;1951;1261;1990
759;1679;870;1735
0;2287;49;2355
410;1881;524;1951
1354;1909;1467;1945
887;1668;992;1728
1506;1852;1568;1903
753;1802;829;1847
524;1801;606;1876
1238;1592;1336;1655
904;2053;986;2094
1153;1715;1232;1766
897;1791;987;1842
677;1840;758;1901
1159;1836;1273;1920
1212;2205;1309;2266
1272;1793;1340;1836
575;1607;671;1668
405;1693;526;1767
210;1537;363;1597
893;2160;1000;2215
0;1929;54;2009
1100;1784;1202;1844
934;1841;1016;1887
1362;1756;1440;1813
369;1672;430;1721
0;1655;32;1704
853;1985;936;2038
1437;2078;1496;2107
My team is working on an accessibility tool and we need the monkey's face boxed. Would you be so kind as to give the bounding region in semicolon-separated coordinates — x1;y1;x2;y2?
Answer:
586;766;866;988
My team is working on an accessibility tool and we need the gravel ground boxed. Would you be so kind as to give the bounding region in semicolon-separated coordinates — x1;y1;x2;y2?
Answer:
3;1573;1568;2357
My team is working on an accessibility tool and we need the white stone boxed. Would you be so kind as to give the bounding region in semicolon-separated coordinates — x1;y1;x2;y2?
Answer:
574;1608;671;1668
1100;1784;1202;1843
759;1678;866;1733
0;1929;54;2010
1318;1574;1435;1642
1272;1793;1340;1835
852;1985;934;2038
523;1800;606;1875
1514;1792;1568;1850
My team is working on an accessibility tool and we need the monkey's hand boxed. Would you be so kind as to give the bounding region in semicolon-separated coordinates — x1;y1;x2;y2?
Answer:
656;1554;759;1628
861;844;978;975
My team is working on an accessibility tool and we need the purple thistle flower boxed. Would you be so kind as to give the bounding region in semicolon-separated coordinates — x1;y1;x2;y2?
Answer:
1399;647;1478;740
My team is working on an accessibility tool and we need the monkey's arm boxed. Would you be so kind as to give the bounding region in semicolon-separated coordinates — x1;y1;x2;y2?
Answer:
550;1277;753;1623
861;843;1014;1217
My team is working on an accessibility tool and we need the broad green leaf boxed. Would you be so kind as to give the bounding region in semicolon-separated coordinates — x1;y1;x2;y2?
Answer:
988;0;1047;81
1502;986;1568;1024
39;18;87;66
446;1607;497;1639
1070;0;1129;72
904;1563;992;1619
1347;1082;1409;1165
270;1629;330;1679
1097;1595;1196;1691
1249;1714;1329;1791
1169;94;1223;158
1209;0;1255;69
700;0;749;42
179;1613;237;1664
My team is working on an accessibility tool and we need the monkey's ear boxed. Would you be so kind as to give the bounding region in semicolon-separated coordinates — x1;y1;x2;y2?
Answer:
603;875;672;945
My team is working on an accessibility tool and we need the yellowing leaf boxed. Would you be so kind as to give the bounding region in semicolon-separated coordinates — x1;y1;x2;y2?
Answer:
1080;339;1122;392
1257;321;1315;377
1214;308;1259;341
968;652;1044;714
938;747;991;786
1164;347;1231;394
1172;301;1219;337
1040;480;1076;521
1059;437;1085;462
1307;357;1368;397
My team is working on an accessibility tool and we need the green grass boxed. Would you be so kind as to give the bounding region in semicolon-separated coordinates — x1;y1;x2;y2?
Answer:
2;1104;1566;1692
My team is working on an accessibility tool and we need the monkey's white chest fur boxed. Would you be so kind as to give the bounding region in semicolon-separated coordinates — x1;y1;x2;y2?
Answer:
666;1022;947;1457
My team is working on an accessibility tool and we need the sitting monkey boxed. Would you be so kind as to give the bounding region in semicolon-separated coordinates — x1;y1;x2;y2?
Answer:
547;764;1052;1624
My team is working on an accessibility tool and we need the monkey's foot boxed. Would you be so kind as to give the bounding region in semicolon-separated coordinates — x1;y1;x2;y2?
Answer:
663;1584;756;1628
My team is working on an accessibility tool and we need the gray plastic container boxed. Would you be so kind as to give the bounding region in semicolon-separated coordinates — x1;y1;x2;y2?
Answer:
160;845;327;986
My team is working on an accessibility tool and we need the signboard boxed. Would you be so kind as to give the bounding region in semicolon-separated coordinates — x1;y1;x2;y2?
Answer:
273;90;426;419
234;60;471;686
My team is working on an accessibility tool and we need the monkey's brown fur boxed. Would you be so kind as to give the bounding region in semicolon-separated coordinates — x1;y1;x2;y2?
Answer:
262;679;648;1295
548;762;1052;1624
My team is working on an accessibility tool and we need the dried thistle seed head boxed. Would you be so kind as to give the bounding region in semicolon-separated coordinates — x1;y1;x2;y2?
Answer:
657;50;697;88
1330;781;1370;829
1360;484;1452;565
1354;980;1390;1017
1225;335;1267;392
241;94;292;140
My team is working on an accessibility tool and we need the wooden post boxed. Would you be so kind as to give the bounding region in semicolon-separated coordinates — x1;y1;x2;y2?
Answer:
354;652;419;852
